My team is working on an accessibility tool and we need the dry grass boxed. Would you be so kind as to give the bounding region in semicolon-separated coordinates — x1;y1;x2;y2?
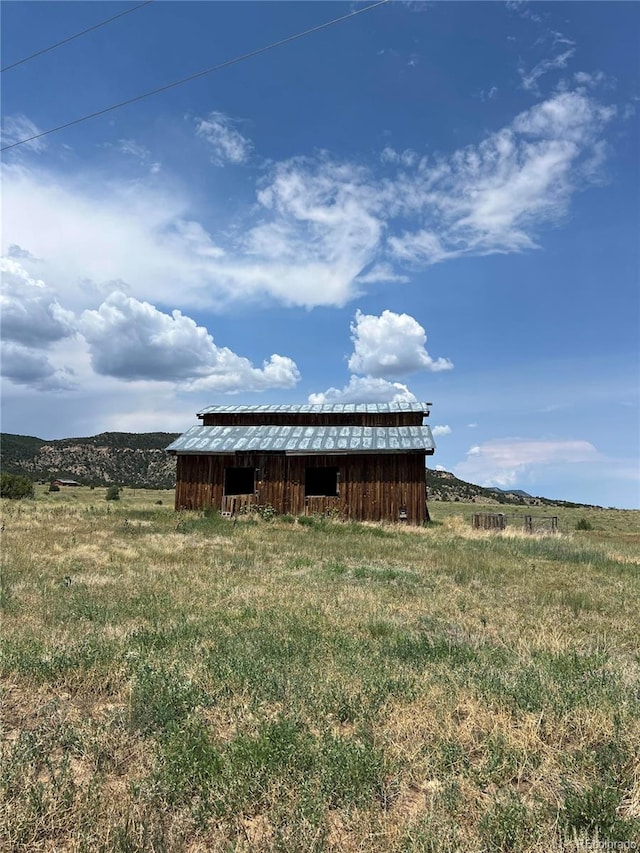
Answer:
1;489;639;851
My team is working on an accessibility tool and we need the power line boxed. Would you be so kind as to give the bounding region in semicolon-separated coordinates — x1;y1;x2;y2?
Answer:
1;1;155;73
1;0;390;152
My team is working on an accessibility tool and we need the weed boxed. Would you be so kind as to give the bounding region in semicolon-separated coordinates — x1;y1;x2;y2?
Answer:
129;665;207;734
479;793;539;851
561;779;639;840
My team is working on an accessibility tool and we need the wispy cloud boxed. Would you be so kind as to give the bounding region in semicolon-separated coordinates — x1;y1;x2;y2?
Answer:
1;114;46;153
454;438;600;488
479;86;498;102
506;1;541;25
195;111;252;166
2;88;617;311
519;48;576;94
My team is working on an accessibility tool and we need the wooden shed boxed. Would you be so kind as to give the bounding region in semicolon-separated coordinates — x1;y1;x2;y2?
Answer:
166;403;436;524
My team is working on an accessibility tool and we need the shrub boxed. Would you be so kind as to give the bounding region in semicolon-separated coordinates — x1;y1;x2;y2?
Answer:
105;485;121;501
256;504;277;521
576;518;593;531
48;482;60;492
0;473;35;500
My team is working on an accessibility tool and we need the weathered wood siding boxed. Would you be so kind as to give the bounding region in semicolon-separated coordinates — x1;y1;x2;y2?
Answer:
199;412;425;427
175;452;427;524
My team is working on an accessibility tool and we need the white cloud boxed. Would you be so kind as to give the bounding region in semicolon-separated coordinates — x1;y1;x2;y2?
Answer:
195;111;253;166
519;49;575;94
112;139;151;162
246;156;383;306
354;263;409;284
512;91;615;142
309;375;417;405
1;88;617;311
79;291;300;392
388;90;615;263
454;438;600;488
432;425;451;437
573;70;609;90
1;257;75;347
381;147;418;167
480;86;498;102
1;114;46;153
550;31;576;48
348;309;452;377
506;1;541;24
387;229;452;265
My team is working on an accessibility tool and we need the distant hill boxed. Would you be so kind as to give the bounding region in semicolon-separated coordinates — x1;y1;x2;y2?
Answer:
1;431;596;506
490;487;533;498
425;468;594;509
0;432;179;489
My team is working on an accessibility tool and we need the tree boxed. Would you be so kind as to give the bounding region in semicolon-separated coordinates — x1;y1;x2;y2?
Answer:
1;473;35;500
105;485;121;501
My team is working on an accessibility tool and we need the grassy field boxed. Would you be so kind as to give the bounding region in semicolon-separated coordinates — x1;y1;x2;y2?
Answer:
1;487;639;852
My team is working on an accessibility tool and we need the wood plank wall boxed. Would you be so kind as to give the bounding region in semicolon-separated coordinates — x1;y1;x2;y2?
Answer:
199;413;425;427
175;452;427;524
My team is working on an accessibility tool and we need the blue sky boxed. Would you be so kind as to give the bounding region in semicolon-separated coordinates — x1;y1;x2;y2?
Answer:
1;0;638;507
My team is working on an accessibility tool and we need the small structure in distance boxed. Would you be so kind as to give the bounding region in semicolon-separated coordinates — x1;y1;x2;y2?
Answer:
166;402;436;524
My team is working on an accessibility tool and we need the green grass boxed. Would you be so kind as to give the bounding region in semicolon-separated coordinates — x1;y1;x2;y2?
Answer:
1;490;639;851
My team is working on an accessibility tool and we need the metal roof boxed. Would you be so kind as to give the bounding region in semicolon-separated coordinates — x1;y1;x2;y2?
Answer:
166;425;435;455
196;402;431;416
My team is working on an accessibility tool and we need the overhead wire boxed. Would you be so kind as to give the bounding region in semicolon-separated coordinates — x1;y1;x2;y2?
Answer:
1;0;390;152
1;0;155;73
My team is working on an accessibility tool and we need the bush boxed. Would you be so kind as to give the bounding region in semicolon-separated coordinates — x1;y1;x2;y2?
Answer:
105;485;121;501
256;504;277;521
48;482;60;492
0;473;35;500
576;518;593;531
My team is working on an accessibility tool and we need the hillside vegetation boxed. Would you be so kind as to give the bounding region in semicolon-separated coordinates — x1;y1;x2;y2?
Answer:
0;432;179;489
2;431;599;508
1;487;638;851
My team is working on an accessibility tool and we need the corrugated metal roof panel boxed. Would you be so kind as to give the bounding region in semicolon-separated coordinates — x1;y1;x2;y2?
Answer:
196;402;431;416
166;425;435;454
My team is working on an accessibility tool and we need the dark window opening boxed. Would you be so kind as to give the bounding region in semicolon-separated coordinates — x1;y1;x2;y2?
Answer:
224;467;255;495
305;467;339;497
